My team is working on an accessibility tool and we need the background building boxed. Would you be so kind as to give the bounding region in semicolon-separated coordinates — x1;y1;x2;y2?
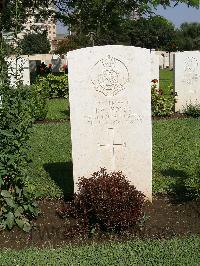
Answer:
3;5;57;52
18;9;57;51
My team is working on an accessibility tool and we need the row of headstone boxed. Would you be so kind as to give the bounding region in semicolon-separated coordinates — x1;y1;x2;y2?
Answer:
154;50;200;113
156;51;175;70
6;51;159;90
6;50;200;115
6;52;158;88
29;54;67;73
5;47;200;202
6;54;68;87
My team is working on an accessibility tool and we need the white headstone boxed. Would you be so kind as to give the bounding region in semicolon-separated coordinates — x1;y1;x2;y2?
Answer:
169;52;175;70
156;51;170;69
150;51;159;85
174;51;200;113
29;60;37;73
51;58;62;72
52;54;59;60
7;56;30;86
68;45;152;200
164;53;170;69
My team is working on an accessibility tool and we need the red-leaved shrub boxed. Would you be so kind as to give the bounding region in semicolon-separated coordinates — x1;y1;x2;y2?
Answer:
59;168;145;235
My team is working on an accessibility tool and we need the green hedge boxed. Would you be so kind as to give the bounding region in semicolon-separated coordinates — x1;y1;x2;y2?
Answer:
151;82;175;117
35;74;68;99
0;85;39;232
28;85;48;121
184;102;200;118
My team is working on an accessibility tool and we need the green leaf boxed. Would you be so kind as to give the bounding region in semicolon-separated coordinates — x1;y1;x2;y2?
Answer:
14;207;24;217
28;205;34;213
15;218;25;229
1;190;12;198
0;222;6;231
15;186;22;197
0;177;3;186
0;130;13;137
4;197;15;208
23;222;32;232
6;212;14;230
16;218;32;232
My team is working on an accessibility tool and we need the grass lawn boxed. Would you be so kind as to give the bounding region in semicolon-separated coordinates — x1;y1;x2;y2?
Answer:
1;98;199;263
0;236;199;265
153;118;200;196
46;98;69;120
159;69;173;95
28;117;200;199
28;123;72;198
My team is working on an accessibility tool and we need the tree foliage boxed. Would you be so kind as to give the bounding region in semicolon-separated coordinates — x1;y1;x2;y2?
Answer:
121;16;177;50
54;0;199;48
54;34;90;54
0;0;52;32
19;31;51;55
0;0;199;37
176;22;200;51
55;0;199;43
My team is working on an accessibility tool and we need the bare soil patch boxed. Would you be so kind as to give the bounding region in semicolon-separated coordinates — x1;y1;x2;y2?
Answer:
0;196;199;250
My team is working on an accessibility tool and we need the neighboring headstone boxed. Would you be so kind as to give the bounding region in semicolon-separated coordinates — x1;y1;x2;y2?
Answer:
51;57;62;72
68;45;152;200
52;54;59;60
29;60;37;73
29;54;52;63
25;54;68;74
150;51;159;85
164;52;170;69
169;52;175;70
7;56;30;86
174;51;200;113
156;51;171;69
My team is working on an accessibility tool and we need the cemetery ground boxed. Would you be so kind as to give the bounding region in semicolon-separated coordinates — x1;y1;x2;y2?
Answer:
159;69;173;95
0;102;200;256
0;70;200;264
0;111;200;263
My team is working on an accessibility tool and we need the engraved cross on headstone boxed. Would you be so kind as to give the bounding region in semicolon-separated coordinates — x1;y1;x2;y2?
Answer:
98;128;126;170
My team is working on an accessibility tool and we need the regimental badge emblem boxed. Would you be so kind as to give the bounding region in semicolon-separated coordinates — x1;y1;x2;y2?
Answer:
91;55;129;97
183;57;200;86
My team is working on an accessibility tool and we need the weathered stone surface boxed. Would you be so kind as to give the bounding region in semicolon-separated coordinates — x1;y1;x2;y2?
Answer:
68;45;152;200
150;51;159;84
174;51;200;112
7;56;30;86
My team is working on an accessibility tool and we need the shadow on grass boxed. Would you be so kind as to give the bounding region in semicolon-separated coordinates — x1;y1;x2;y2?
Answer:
43;161;74;201
161;168;189;179
60;108;70;119
161;168;199;203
